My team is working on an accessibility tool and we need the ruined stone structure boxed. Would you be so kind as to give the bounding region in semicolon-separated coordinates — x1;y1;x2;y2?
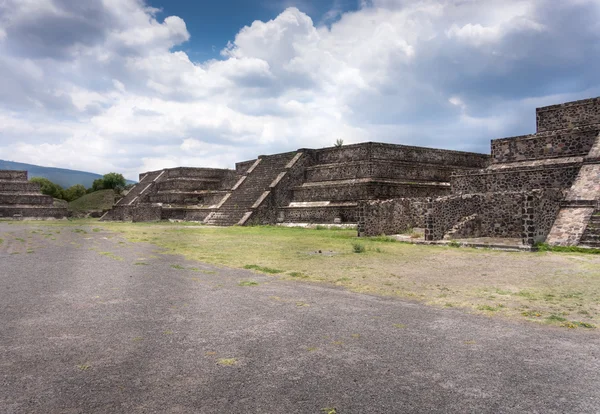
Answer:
359;97;600;247
104;143;488;225
103;96;599;247
0;170;68;219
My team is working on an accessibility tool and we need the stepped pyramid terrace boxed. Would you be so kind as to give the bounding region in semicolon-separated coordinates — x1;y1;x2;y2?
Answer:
359;97;600;248
0;171;67;219
102;144;489;226
100;96;600;248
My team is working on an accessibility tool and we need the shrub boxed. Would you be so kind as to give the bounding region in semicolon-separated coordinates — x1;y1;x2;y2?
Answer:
352;242;366;253
30;177;63;199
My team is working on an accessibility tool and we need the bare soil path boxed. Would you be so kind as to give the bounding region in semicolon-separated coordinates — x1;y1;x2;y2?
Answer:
1;222;599;413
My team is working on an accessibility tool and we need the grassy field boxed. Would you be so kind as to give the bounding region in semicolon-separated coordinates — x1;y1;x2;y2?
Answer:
68;189;115;211
5;219;600;329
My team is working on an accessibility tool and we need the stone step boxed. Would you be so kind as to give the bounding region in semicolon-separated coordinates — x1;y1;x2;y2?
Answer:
0;194;54;205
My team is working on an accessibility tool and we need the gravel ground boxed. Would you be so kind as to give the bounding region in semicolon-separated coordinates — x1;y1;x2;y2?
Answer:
1;222;599;413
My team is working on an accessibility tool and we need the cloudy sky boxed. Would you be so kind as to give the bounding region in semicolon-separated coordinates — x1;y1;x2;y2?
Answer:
0;0;599;180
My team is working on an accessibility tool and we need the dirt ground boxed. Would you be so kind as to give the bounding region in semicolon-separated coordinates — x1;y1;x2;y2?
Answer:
2;220;600;329
1;221;599;413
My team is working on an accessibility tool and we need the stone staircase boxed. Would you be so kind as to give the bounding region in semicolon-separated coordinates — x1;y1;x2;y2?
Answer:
115;169;166;206
546;133;600;246
580;211;600;248
101;169;166;220
0;170;67;219
205;153;298;226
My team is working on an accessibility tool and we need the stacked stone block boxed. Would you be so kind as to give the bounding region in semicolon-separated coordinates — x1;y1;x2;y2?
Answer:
359;97;600;246
0;170;67;219
279;142;488;224
105;167;239;222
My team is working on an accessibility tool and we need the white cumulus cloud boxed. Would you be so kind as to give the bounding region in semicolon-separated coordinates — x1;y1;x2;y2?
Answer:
0;0;599;180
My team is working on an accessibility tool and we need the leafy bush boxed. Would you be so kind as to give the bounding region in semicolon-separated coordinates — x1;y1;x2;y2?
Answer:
30;177;63;199
352;242;366;253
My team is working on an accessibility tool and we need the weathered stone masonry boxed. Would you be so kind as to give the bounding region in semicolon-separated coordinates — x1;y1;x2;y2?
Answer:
105;142;488;226
0;170;67;219
359;97;600;247
102;96;599;247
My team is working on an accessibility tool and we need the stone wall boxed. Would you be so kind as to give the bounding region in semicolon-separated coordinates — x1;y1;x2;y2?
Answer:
369;143;489;167
358;198;428;237
0;207;69;219
279;205;358;224
0;170;28;181
0;194;54;205
314;142;489;168
306;160;462;182
132;205;162;222
160;208;211;221
424;192;527;241
491;126;598;163
451;164;579;194
537;97;600;132
522;189;564;245
293;181;450;202
235;159;257;174
0;181;42;192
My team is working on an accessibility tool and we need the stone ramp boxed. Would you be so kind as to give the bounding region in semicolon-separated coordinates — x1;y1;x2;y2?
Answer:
547;134;600;246
580;211;600;248
115;170;165;206
205;153;299;226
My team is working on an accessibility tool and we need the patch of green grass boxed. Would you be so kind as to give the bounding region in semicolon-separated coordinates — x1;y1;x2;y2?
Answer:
99;251;123;261
244;264;282;274
477;305;498;312
521;310;542;318
560;321;596;329
393;323;406;329
71;229;87;234
15;237;25;242
289;271;309;278
238;280;259;286
76;363;91;371
352;242;366;253
92;228;102;232
0;238;3;245
536;242;600;254
321;407;337;414
68;189;115;212
170;264;185;270
217;358;237;366
134;262;148;266
448;240;461;248
546;314;567;322
369;235;397;243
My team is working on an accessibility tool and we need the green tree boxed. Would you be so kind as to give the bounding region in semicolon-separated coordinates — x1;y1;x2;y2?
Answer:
63;184;87;202
91;178;105;192
101;172;126;191
29;177;64;199
334;138;344;148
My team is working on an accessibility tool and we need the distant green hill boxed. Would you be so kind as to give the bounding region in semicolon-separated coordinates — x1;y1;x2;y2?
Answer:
0;160;136;188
